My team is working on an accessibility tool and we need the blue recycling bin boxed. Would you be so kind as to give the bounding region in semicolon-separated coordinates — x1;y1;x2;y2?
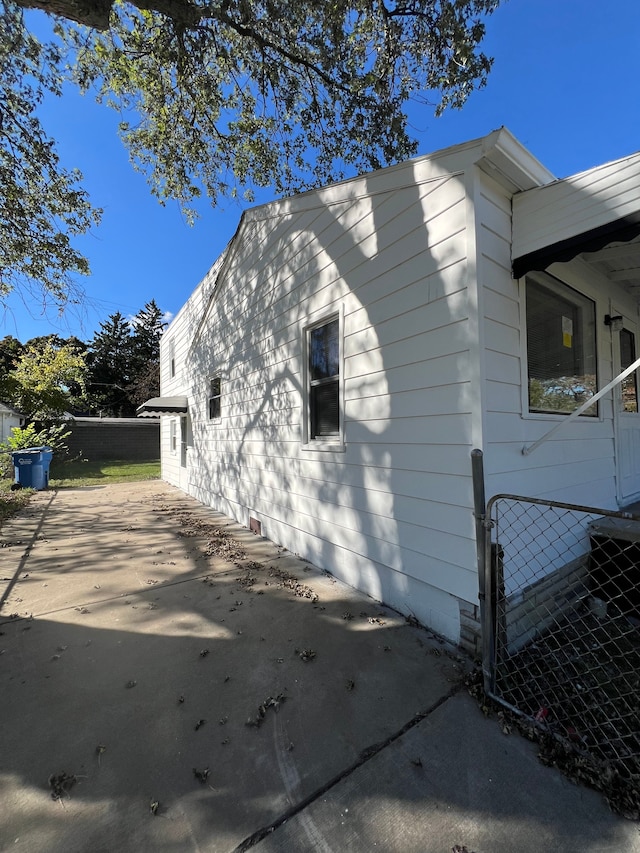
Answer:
12;447;54;490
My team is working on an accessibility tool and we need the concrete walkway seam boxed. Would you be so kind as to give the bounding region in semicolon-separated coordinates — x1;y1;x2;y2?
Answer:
233;682;464;853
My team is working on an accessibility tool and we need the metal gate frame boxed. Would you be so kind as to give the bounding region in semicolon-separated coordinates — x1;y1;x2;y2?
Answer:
472;450;640;784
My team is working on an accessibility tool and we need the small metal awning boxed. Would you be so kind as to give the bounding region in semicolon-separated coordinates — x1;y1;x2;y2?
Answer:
513;217;640;280
136;396;188;417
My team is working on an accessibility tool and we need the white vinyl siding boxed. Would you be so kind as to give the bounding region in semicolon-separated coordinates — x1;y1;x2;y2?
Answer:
477;170;632;509
0;405;22;443
162;132;637;644
158;252;225;486
165;149;481;642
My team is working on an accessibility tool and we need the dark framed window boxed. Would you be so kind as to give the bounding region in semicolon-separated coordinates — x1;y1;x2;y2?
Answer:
620;328;638;413
208;377;221;420
168;339;175;378
526;272;597;416
308;317;340;440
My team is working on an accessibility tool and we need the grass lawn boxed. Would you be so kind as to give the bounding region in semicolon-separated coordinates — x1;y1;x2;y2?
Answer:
0;460;160;529
49;459;161;488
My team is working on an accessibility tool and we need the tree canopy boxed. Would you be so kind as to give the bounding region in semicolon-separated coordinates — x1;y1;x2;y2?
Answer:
0;301;165;418
127;299;165;407
0;336;87;419
1;0;500;306
0;4;101;307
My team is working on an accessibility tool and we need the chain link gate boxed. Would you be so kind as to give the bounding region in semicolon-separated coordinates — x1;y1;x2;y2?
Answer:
480;491;640;782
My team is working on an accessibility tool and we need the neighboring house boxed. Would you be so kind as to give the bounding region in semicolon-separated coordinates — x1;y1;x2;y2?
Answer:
144;128;640;650
0;402;25;442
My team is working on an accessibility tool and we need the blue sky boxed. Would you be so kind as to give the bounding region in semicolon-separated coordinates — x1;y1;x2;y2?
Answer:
2;0;639;343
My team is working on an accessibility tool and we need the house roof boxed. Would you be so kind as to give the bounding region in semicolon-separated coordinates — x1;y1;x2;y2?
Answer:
512;150;640;291
237;126;553;225
180;127;553;351
166;128;640;337
0;402;24;417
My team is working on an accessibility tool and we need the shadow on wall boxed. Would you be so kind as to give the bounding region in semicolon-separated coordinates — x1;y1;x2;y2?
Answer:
182;160;476;640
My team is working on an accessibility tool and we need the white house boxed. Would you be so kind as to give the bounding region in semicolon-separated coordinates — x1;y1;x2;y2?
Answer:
0;402;24;443
141;128;640;650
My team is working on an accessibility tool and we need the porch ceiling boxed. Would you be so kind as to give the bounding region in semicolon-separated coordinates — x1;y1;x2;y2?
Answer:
580;235;640;299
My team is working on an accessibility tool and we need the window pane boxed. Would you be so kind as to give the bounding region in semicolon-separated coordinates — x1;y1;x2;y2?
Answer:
209;377;221;419
620;328;638;413
311;381;339;436
526;275;597;416
310;320;339;381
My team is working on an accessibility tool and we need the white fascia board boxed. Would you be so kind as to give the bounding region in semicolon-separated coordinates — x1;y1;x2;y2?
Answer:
476;127;555;193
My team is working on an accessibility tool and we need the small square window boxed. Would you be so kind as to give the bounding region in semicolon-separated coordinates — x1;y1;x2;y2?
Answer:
209;377;221;420
526;272;597;416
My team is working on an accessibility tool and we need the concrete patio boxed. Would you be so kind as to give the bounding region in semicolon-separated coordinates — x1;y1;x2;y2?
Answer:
0;481;635;852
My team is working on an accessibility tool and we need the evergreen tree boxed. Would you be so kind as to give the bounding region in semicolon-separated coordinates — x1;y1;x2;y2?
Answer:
130;300;165;372
86;312;135;416
128;300;166;407
0;336;25;380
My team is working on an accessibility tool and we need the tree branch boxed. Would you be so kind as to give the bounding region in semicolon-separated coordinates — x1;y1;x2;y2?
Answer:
211;9;347;92
16;0;114;30
15;0;349;93
16;0;203;29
